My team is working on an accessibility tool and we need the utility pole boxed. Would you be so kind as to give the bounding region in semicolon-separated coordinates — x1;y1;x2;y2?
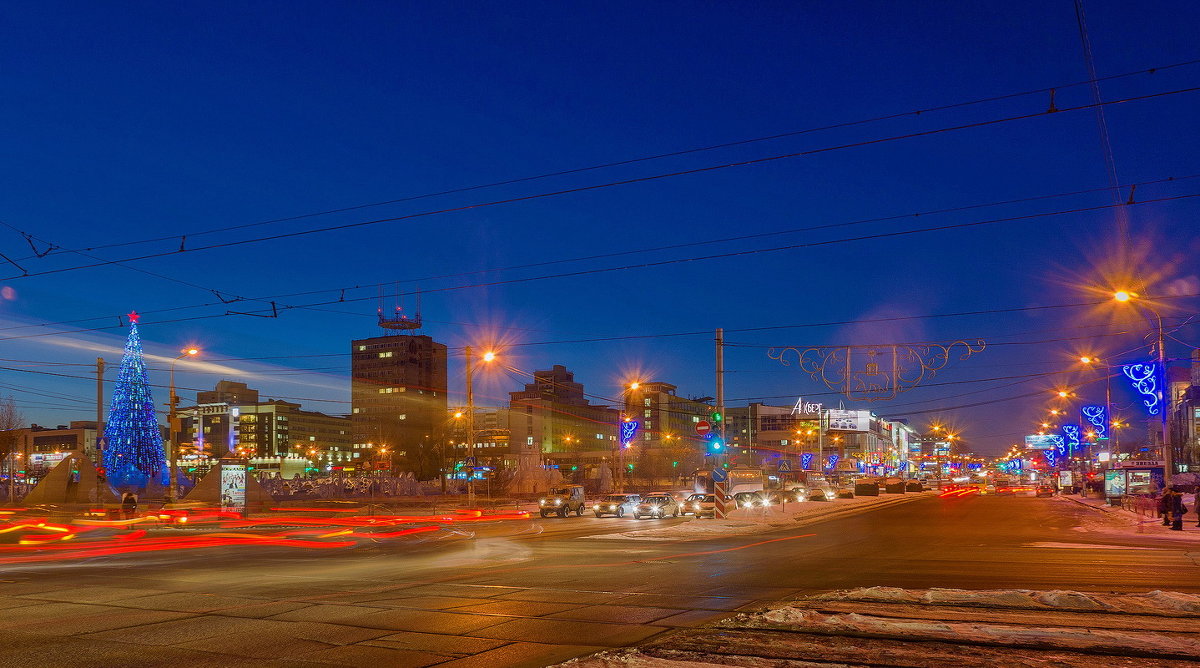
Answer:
1155;312;1172;488
465;346;475;505
96;357;105;504
716;328;725;466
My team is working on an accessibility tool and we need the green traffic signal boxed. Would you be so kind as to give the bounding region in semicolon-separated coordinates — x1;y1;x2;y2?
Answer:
711;411;723;422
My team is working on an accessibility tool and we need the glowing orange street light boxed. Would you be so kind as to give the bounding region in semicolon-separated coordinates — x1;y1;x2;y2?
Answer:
1113;290;1134;302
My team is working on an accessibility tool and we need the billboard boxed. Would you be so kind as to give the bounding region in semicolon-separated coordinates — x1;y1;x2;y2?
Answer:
826;409;870;432
220;464;247;512
1024;434;1064;450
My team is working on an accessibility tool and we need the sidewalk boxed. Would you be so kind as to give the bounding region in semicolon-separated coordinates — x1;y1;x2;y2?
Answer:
1057;492;1200;540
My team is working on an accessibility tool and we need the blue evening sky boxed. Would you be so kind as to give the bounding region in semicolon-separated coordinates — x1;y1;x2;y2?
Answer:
2;1;1198;455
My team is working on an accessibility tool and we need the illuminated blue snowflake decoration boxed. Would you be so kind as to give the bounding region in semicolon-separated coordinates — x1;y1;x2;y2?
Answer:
800;452;814;470
1045;449;1059;468
102;313;166;488
1122;362;1162;416
1060;424;1081;454
826;454;839;471
1080;405;1108;440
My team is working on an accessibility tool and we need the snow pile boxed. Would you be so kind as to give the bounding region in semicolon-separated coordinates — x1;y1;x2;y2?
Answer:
553;649;727;668
809;587;1200;616
1141;590;1200;613
582;493;926;541
730;606;1200;658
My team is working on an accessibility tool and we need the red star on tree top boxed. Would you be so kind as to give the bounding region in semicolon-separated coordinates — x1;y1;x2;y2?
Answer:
127;311;140;324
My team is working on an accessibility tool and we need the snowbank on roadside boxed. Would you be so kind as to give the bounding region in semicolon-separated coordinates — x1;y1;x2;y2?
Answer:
810;586;1200;616
729;605;1200;659
553;649;729;668
580;493;927;541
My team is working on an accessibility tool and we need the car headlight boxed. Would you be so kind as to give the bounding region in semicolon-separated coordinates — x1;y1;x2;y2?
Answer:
538;500;545;505
593;505;600;510
762;501;771;507
554;499;561;505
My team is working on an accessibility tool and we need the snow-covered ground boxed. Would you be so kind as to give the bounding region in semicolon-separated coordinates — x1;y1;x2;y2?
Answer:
556;587;1200;667
579;492;929;542
809;586;1200;615
1056;493;1200;543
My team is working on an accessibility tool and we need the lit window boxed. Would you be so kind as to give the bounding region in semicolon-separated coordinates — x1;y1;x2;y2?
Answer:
643;433;651;441
644;410;651;418
398;414;407;420
378;351;393;358
645;421;652;429
643;398;651;406
358;345;366;351
692;416;700;423
595;433;603;440
781;439;789;446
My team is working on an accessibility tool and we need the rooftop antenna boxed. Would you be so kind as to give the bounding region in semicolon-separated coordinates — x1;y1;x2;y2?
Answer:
377;283;422;333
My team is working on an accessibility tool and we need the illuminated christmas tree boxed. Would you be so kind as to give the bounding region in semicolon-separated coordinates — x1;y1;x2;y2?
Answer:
103;312;166;487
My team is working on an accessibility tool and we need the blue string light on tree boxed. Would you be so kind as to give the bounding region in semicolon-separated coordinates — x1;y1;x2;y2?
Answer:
102;312;167;488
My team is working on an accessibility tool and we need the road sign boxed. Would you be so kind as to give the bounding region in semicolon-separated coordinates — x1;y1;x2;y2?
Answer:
464;456;477;465
695;420;712;436
712;467;728;483
714;481;728;519
777;459;792;473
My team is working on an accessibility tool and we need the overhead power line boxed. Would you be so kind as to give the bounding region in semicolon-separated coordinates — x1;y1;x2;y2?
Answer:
4;84;1198;284
20;57;1199;263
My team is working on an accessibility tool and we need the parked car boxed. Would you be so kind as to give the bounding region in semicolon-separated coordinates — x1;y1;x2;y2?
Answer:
538;485;587;518
883;477;906;494
732;491;769;508
633;493;681;519
680;493;707;516
905;480;925;492
592;493;640;518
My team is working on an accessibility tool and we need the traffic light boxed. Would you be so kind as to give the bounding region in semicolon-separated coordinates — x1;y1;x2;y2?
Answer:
707;438;724;455
711;411;723;423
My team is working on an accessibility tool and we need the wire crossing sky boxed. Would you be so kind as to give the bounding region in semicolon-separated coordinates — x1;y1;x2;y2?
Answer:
1;1;1198;454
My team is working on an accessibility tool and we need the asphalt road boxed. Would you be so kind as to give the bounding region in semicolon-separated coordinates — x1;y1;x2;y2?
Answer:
2;494;1198;667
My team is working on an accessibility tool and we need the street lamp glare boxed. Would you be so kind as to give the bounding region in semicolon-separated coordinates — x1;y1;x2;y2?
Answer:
629;381;639;390
1113;290;1134;303
482;351;496;362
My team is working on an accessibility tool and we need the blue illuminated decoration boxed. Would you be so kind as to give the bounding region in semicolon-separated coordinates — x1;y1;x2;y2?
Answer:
826;454;839;470
1060;424;1081;454
1080;405;1108;440
800;452;814;470
1122;362;1162;416
619;420;640;448
102;313;167;488
1045;449;1059;468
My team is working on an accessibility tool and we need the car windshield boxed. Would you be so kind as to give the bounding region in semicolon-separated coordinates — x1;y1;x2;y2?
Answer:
643;496;669;504
603;495;627;502
703;495;715;502
547;488;568;495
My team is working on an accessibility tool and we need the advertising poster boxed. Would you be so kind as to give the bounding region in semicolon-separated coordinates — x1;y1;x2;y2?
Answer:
220;464;247;512
1024;434;1064;450
826;409;869;432
1104;469;1127;497
1058;470;1074;489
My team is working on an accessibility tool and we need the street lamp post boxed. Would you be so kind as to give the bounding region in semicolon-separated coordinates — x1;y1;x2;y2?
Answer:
1115;291;1172;487
167;347;199;504
463;347;495;505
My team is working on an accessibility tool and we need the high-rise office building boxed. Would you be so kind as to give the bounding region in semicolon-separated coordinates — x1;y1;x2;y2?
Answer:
350;334;448;472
